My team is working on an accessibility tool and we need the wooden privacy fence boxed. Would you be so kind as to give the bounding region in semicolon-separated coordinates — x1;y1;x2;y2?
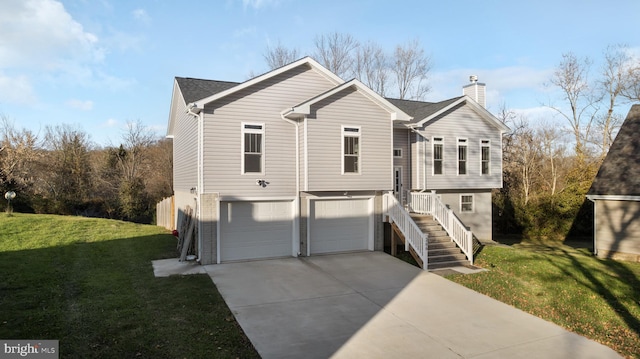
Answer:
156;196;175;230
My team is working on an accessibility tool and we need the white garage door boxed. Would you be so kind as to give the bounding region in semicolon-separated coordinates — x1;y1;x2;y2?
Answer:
310;198;371;254
220;201;293;261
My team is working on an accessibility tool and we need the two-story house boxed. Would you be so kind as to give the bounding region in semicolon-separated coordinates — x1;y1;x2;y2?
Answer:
389;78;509;241
166;57;506;266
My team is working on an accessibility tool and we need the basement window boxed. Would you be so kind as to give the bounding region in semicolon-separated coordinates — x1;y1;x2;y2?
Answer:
460;194;474;213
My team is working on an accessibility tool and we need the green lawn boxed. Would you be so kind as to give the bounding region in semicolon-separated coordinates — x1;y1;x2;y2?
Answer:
447;240;640;358
0;213;259;358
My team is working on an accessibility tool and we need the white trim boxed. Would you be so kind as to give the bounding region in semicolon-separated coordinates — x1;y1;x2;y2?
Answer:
432;136;444;176
480;139;491;176
413;95;510;132
368;197;374;251
394;166;403;205
586;195;640;201
306;197;311;257
216;197;221;264
393;147;403;158
592;199;598;256
460;194;474;213
303;118;309;191
457;137;468;176
194;57;343;108
241;122;265;175
219;195;297;202
284;78;412;122
342;125;361;175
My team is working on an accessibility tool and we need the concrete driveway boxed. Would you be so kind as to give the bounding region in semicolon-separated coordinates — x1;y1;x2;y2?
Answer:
201;252;620;359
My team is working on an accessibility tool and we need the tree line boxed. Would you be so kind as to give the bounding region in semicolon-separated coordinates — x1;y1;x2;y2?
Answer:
3;34;639;238
267;34;640;238
496;45;640;238
260;32;433;100
0;118;172;223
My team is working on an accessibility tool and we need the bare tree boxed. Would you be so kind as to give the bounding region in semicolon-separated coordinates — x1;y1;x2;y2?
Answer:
264;41;299;70
547;52;597;158
108;120;156;221
537;124;566;197
621;53;640;102
313;32;359;79
352;41;389;96
0;116;41;191
42;124;94;213
594;45;628;158
391;38;432;100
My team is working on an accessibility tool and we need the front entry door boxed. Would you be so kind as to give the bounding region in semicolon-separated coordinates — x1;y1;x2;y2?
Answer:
394;167;403;205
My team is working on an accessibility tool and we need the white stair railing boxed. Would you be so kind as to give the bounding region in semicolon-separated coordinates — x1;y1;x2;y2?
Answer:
409;191;474;265
383;193;429;270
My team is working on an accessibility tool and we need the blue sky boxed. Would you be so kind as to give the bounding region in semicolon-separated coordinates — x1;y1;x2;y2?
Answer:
1;0;639;146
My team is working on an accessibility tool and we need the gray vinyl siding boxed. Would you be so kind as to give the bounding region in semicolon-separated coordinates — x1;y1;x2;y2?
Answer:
201;65;336;197
595;200;640;257
415;104;503;190
437;189;493;241
306;88;393;191
393;128;411;192
172;82;198;192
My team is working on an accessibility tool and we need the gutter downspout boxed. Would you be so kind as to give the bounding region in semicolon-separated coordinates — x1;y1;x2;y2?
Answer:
281;111;301;257
187;103;204;263
586;196;597;256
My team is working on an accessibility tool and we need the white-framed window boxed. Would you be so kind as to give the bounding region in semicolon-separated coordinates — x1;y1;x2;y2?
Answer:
481;139;490;175
393;148;402;158
457;138;468;175
432;137;444;175
242;123;264;174
342;126;360;174
460;194;474;213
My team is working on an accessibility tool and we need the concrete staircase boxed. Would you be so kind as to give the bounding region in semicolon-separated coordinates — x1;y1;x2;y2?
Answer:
410;214;469;270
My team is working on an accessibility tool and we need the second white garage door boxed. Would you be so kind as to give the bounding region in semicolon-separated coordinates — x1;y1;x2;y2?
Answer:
309;198;372;254
220;201;293;262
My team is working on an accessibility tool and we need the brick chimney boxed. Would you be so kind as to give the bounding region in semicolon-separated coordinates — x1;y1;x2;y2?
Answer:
462;75;486;107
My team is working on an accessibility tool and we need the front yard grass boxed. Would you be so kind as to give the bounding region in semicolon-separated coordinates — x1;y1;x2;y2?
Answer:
0;213;259;358
447;239;640;358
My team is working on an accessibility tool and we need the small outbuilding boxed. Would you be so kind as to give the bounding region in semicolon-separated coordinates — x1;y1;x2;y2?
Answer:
587;104;640;261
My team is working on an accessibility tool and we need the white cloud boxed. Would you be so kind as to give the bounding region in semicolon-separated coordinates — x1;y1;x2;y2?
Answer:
132;8;150;24
102;118;119;128
0;0;104;70
241;0;282;10
0;72;36;104
66;99;93;111
0;0;135;103
234;27;256;38
427;65;555;111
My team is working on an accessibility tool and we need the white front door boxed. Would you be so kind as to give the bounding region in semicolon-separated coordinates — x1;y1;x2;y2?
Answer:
394;167;403;205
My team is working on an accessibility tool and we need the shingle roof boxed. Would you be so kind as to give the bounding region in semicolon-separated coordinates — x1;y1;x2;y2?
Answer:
175;77;239;104
386;97;464;123
588;105;640;196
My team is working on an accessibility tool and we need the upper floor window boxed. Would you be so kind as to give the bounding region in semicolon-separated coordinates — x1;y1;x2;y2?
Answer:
242;123;264;173
481;140;490;175
461;194;474;213
393;148;402;158
433;137;444;175
458;138;468;175
343;126;360;174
